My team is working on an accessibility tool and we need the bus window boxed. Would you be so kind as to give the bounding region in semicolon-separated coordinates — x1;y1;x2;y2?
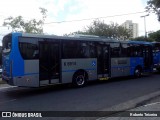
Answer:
18;37;39;60
154;44;160;52
121;43;130;57
135;45;143;57
88;42;96;58
19;42;39;59
79;42;90;58
110;43;120;57
2;34;12;54
129;44;142;57
62;41;96;58
62;41;80;58
80;42;97;58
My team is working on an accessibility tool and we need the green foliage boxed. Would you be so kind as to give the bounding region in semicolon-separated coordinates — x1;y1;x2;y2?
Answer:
3;8;47;34
146;0;160;12
131;36;154;42
146;0;160;21
68;20;132;39
148;30;160;42
86;20;131;39
132;30;160;42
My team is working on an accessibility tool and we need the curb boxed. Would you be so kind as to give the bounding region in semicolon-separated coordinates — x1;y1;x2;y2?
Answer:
102;90;160;111
94;90;160;120
73;91;160;120
96;91;160;120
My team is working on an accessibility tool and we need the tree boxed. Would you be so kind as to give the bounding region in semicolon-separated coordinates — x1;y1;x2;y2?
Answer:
68;20;131;39
3;8;47;34
131;30;160;42
148;30;160;42
146;0;160;21
131;36;154;42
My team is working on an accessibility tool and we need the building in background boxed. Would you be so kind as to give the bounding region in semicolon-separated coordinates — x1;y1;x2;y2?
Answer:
122;20;139;38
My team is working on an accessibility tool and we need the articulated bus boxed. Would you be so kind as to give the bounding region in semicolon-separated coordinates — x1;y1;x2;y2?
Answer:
152;42;160;72
2;33;153;87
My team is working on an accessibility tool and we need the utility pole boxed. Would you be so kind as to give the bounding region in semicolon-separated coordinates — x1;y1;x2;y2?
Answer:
158;10;160;21
141;14;149;38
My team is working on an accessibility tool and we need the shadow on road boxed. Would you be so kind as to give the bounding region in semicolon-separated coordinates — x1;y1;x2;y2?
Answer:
3;73;155;100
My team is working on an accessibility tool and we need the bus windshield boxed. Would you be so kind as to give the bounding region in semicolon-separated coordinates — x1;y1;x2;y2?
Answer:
2;34;12;54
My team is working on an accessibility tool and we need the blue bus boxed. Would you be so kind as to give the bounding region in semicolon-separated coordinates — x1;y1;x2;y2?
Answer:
2;33;153;87
152;42;160;72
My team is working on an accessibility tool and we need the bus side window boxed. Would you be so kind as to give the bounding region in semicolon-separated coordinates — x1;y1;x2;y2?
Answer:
62;41;97;59
62;41;80;59
89;42;96;58
79;42;89;58
110;43;120;58
130;45;143;57
121;43;130;57
19;42;39;60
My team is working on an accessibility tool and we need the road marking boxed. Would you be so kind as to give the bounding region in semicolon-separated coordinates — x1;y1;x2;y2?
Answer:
0;99;17;104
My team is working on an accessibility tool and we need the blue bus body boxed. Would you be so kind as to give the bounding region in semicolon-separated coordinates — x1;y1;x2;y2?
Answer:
2;33;153;87
2;33;23;85
152;42;160;71
126;40;153;73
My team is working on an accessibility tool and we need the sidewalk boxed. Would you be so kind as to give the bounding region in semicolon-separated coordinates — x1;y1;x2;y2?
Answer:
0;78;4;83
0;78;11;88
99;93;160;120
100;103;160;120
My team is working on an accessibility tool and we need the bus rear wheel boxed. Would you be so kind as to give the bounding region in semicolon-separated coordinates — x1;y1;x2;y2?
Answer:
134;67;142;78
72;71;87;87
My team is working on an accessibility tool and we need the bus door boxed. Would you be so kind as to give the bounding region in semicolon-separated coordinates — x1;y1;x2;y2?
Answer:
97;43;110;79
39;41;60;84
143;45;153;69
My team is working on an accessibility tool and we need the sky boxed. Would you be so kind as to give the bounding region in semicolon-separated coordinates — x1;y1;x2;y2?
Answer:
0;0;160;45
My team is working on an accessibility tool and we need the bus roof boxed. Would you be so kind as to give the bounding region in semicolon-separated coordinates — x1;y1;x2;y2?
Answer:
152;42;160;44
123;40;152;45
21;32;120;42
4;32;153;46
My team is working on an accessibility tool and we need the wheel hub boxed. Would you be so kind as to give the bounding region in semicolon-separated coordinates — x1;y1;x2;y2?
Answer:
76;75;85;86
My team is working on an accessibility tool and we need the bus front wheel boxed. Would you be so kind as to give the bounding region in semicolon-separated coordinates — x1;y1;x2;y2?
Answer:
134;67;142;78
72;71;87;87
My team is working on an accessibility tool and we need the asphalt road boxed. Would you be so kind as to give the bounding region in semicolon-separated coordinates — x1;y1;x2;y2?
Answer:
0;73;160;111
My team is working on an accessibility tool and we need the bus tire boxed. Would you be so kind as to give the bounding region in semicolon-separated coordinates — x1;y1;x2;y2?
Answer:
72;71;87;87
134;67;142;78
